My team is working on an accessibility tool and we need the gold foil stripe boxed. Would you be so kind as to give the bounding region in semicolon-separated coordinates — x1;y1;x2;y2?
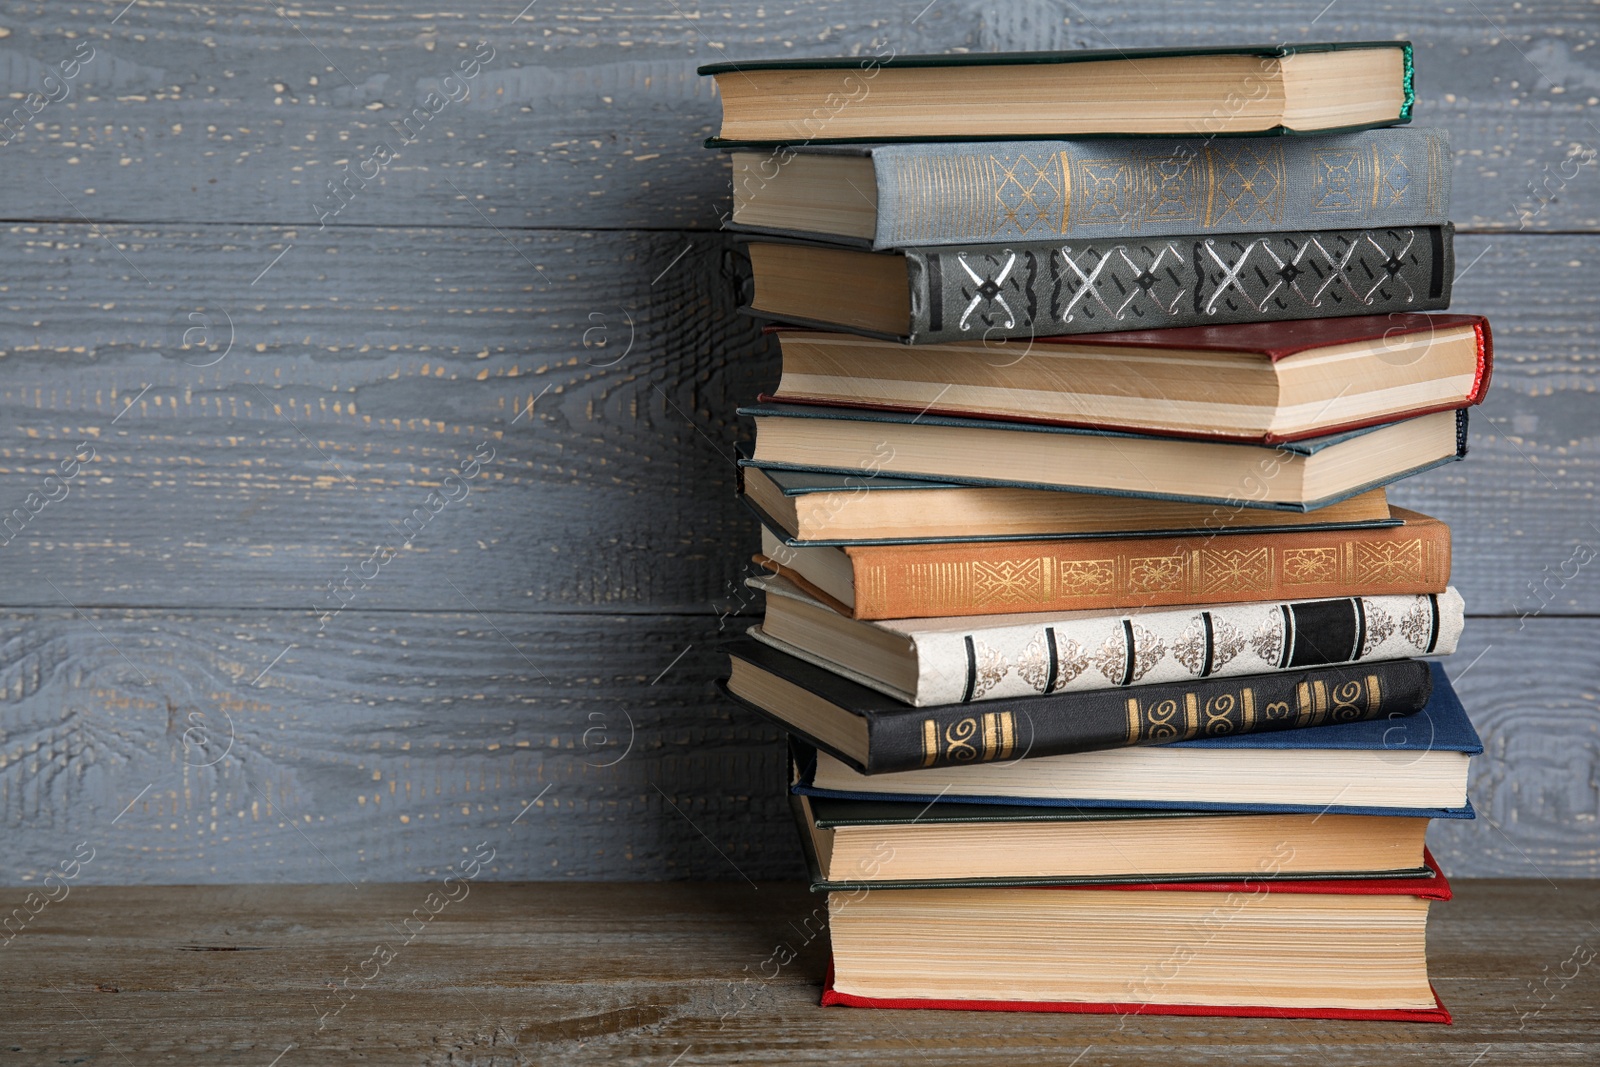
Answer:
921;719;938;768
979;711;1016;761
882;529;1442;613
1057;151;1072;231
1371;143;1384;212
1202;144;1218;227
1367;674;1381;716
1126;697;1141;744
1184;692;1199;738
1241;687;1256;731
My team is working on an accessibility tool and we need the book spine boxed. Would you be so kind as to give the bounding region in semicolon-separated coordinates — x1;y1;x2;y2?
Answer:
902;224;1453;345
848;519;1452;621
867;659;1433;774
873;129;1451;248
908;588;1464;706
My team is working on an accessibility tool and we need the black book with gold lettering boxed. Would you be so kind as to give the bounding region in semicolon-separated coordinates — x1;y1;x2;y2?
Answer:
722;635;1432;775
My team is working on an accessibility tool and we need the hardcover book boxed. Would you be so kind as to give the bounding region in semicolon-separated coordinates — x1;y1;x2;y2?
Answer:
766;313;1492;443
749;571;1465;706
742;402;1467;510
791;662;1481;815
756;511;1452;620
742;463;1398;545
702;42;1414;144
745;225;1453;344
820;853;1452;1020
730;128;1451;248
794;792;1433;889
820;968;1451;1023
723;634;1434;775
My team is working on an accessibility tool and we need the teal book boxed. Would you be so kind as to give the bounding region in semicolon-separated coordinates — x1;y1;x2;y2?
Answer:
740;402;1468;511
728;128;1451;250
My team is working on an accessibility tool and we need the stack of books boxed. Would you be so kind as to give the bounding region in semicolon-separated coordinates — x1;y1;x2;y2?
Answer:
703;42;1488;1022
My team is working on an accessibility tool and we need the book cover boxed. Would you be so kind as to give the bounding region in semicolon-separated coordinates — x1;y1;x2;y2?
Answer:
1004;310;1487;363
752;128;1451;248
795;794;1435;892
741;403;1470;512
701;42;1415;146
738;460;1402;546
790;662;1483;816
820;968;1452;1023
763;312;1493;444
746;224;1453;344
701;41;1413;77
724;634;1434;775
758;511;1452;621
750;571;1464;705
807;841;1450;897
820;850;1451;1021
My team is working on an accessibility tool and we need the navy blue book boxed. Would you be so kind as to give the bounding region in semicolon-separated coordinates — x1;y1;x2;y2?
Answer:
740;402;1467;512
789;662;1479;818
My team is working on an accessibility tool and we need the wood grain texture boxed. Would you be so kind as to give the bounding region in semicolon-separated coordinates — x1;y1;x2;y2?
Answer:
1432;617;1600;878
0;880;1596;1065
0;610;803;885
0;0;1595;889
0;224;1594;614
0;2;1598;232
0;610;1593;883
0;222;773;612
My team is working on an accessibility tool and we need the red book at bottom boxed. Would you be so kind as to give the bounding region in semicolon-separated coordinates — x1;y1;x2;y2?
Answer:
820;850;1453;1023
821;968;1452;1024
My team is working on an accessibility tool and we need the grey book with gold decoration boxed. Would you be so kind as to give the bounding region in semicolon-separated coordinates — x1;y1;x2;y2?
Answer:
729;128;1451;250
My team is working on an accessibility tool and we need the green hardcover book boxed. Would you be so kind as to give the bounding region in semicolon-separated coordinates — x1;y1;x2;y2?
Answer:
701;42;1413;146
740;402;1468;512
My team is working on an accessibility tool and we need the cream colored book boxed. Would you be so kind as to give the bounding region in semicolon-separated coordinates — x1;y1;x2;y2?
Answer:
750;573;1465;707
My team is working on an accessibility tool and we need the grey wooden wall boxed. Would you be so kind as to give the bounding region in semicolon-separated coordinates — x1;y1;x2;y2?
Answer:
0;0;1595;886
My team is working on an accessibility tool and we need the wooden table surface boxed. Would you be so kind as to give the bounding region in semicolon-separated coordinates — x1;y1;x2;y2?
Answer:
1;879;1596;1065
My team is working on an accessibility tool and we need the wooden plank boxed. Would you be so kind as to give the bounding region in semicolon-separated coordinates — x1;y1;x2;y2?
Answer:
0;224;1594;612
1432;616;1600;878
0;222;771;612
0;610;800;886
0;609;1594;884
0;879;1595;1065
0;2;1596;231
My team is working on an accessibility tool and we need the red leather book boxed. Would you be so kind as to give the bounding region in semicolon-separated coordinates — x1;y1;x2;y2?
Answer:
820;968;1453;1024
765;312;1492;444
821;850;1453;1022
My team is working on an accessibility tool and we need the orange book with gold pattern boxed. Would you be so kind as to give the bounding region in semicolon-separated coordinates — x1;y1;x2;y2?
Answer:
757;509;1450;621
